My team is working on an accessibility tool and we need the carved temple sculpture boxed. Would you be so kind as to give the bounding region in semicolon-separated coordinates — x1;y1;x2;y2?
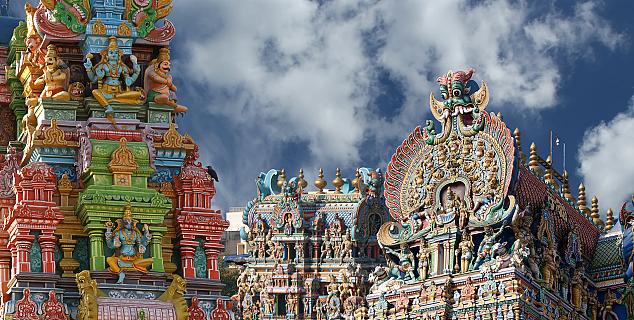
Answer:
360;69;633;320
230;70;634;320
234;167;390;319
0;1;231;319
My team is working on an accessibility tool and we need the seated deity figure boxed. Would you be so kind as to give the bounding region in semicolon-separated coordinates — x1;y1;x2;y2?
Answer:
33;44;70;101
144;47;188;113
84;36;143;114
104;204;154;283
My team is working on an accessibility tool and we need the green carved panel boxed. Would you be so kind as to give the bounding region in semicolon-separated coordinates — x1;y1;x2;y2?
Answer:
194;238;207;278
42;109;76;121
73;237;91;272
148;110;170;124
30;238;42;273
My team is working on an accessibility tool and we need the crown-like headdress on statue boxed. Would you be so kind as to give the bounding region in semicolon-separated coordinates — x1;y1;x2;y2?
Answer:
436;68;475;86
107;36;119;51
156;48;170;64
123;203;133;220
45;44;59;59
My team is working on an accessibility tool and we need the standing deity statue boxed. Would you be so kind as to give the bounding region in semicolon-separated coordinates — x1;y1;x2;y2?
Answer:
457;231;474;273
84;36;143;114
340;230;353;263
321;233;333;261
385;243;416;281
104;204;154;283
144;48;187;113
471;224;506;270
33;44;70;101
418;243;431;280
571;267;584;309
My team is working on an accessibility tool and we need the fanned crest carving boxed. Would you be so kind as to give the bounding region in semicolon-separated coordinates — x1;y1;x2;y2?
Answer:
381;69;516;245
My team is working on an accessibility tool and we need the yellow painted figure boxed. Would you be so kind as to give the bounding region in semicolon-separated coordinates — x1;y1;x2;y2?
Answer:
84;36;143;114
33;44;70;101
105;204;154;283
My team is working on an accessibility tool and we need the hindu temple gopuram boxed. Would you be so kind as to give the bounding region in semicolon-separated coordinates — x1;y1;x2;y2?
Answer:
235;69;634;320
0;1;231;319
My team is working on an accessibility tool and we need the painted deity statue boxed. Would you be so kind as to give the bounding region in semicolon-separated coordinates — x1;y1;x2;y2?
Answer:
457;231;474;273
33;44;70;101
385;243;416;281
104;204;154;283
84;36;143;114
144;48;188;113
471;224;506;270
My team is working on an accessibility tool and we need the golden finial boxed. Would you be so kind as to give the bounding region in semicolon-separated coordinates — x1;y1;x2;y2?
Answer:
562;171;574;202
332;168;344;194
544;156;553;184
298;168;307;191
590;196;603;227
277;169;286;189
605;208;614;231
528;143;539;172
496;112;503;120
314;168;327;194
351;168;361;191
577;183;587;213
513;128;525;165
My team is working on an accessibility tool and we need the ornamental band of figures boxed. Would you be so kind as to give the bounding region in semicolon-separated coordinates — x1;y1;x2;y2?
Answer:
234;69;634;320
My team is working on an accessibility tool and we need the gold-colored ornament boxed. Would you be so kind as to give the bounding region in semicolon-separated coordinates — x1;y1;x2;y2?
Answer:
332;168;344;194
92;19;106;35
314;168;327;193
297;168;307;191
162;122;184;149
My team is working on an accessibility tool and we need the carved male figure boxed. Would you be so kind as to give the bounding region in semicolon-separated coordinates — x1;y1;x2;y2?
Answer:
144;47;188;113
105;204;154;283
34;44;70;101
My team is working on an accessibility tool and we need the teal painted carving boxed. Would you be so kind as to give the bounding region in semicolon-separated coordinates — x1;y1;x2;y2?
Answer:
30;237;43;272
43;109;76;121
149;111;169;123
73;237;90;271
54;243;63;275
194;238;207;278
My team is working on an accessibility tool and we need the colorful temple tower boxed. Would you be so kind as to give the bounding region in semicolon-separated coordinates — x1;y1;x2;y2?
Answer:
236;69;634;320
0;1;230;319
235;168;390;319
365;69;633;320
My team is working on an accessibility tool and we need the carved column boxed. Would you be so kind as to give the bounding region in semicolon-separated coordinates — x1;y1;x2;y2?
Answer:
204;240;222;280
88;230;105;270
14;235;34;273
38;234;57;273
179;239;197;278
151;232;165;272
58;235;79;277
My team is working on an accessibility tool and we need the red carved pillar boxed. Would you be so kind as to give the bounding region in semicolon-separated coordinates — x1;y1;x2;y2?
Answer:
14;235;34;273
179;238;198;278
204;241;222;280
38;234;57;273
3;163;63;279
173;146;229;282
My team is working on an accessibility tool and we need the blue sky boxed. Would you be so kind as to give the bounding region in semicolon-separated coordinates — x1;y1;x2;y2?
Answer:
9;1;634;215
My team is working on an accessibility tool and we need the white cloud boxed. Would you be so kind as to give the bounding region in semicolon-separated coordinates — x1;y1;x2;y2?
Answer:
170;0;624;208
578;95;634;215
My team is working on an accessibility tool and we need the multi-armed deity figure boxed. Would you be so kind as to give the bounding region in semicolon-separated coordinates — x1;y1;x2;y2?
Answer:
84;36;143;114
105;204;154;283
33;44;70;101
144;47;188;113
